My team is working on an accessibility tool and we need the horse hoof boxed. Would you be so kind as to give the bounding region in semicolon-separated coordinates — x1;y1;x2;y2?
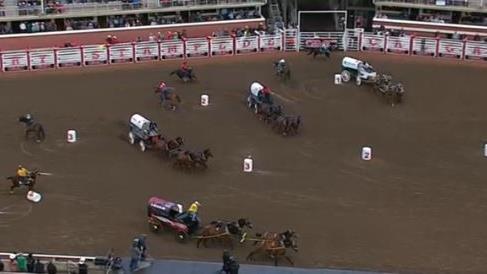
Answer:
9;191;14;194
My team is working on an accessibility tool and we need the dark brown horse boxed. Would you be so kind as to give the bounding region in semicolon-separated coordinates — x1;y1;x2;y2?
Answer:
170;68;197;83
6;169;40;194
173;148;213;170
246;230;298;266
196;218;253;249
154;87;182;111
272;115;301;136
19;115;45;142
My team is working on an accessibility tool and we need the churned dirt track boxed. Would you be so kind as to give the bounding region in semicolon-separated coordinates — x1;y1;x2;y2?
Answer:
0;52;487;274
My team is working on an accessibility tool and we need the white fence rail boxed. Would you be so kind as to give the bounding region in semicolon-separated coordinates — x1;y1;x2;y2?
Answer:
1;29;486;72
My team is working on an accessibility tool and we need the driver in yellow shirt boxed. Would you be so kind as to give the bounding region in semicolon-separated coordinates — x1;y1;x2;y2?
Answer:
187;201;201;222
16;165;30;184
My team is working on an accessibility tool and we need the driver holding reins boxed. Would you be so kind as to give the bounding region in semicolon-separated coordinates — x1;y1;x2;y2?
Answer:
16;165;30;184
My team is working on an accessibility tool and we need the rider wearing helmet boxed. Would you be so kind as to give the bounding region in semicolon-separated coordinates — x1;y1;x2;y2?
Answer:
274;59;287;75
16;165;30;184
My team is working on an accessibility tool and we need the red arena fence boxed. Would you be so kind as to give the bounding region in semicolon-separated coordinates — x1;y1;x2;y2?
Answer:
1;28;486;72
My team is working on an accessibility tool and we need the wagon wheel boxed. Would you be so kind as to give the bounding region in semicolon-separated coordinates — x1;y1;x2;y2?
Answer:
128;132;135;145
149;222;161;233
247;97;253;109
253;104;259;114
176;232;188;243
340;70;351;83
355;77;362;86
139;140;147;152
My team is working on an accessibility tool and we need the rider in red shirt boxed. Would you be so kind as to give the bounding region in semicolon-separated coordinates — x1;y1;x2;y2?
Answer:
180;61;189;72
262;86;272;104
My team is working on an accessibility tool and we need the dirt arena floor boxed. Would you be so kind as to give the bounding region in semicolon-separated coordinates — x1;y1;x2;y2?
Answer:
1;52;487;274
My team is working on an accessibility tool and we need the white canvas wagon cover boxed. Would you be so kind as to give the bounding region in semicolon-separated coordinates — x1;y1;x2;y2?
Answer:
130;114;151;130
342;57;362;69
250;82;264;97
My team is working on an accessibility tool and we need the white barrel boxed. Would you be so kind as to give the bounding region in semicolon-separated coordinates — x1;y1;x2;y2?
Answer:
484;144;487;157
201;94;209;106
243;156;253;172
361;147;372;160
334;74;342;85
67;129;77;143
27;191;42;203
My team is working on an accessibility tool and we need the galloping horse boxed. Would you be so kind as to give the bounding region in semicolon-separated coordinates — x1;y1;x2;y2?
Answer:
306;45;333;59
6;169;40;194
163;137;184;157
197;218;253;249
173;148;213;170
274;63;291;81
373;75;405;106
154;87;182;111
170;68;197;83
272;115;301;136
19;115;45;142
257;104;282;123
246;230;298;266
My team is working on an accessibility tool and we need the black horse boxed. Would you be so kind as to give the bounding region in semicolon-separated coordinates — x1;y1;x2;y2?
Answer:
170;68;197;83
19;114;45;142
6;169;40;194
306;45;333;59
274;62;291;81
197;218;253;248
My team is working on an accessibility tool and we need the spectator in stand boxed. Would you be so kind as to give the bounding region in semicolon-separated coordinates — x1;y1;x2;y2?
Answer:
0;259;4;271
34;259;44;273
16;253;28;272
47;259;57;274
78;258;88;274
27;253;35;272
8;254;17;272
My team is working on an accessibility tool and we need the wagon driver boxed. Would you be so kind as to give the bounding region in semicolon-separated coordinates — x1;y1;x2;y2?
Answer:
16;165;30;185
187;201;201;222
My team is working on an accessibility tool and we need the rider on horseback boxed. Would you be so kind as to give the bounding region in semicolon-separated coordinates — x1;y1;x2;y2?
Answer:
180;61;190;74
16;165;30;185
274;59;287;75
156;81;174;103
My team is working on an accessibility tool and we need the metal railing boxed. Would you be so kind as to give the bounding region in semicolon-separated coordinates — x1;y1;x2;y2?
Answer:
373;0;486;9
0;0;266;20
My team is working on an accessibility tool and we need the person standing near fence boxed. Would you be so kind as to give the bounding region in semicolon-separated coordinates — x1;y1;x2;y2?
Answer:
129;240;141;272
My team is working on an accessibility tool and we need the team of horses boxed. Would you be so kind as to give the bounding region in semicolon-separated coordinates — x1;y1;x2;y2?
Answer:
191;217;299;266
373;74;405;106
147;135;213;171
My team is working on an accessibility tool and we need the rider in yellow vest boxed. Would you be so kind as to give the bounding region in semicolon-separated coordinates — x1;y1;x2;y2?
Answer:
16;165;30;184
187;201;201;221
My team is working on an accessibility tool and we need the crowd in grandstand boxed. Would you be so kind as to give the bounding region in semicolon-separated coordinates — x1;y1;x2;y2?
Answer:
0;6;261;34
376;11;487;27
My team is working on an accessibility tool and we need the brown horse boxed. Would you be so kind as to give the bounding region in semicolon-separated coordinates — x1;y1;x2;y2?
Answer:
156;136;184;157
173;148;213;170
196;218;253;249
6;170;40;194
246;230;298;266
154;86;182;111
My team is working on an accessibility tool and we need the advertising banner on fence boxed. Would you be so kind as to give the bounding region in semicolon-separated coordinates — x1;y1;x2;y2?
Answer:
56;47;82;67
135;42;159;62
438;39;463;59
464;41;487;60
386;36;410;54
29;49;55;70
210;37;234;56
109;43;134;63
361;34;385;51
160;41;184;59
185;38;209;58
2;51;29;71
83;45;108;65
236;36;258;54
260;34;282;51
